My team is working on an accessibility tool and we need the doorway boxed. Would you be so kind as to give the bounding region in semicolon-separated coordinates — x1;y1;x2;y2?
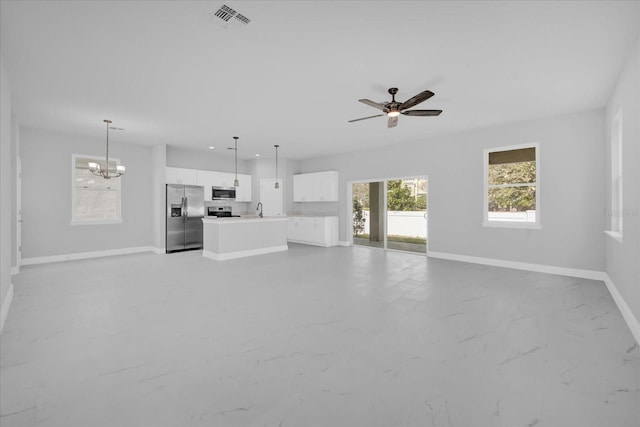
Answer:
351;177;428;254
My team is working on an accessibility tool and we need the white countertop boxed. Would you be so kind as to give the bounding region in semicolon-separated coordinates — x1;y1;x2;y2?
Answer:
288;215;338;219
202;216;287;224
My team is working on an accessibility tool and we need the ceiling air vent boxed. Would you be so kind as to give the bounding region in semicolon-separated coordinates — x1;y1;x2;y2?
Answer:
235;13;250;25
214;4;236;22
212;4;251;27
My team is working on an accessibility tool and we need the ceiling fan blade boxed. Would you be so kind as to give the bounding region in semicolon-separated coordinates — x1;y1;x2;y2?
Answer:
348;114;385;123
387;116;398;128
399;90;434;110
358;99;387;111
401;109;443;116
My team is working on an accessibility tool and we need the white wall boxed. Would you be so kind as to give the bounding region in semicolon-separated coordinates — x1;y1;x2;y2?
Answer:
20;127;154;259
151;144;167;251
0;54;14;331
605;36;640;323
10;115;19;269
166;145;250;174
300;109;606;272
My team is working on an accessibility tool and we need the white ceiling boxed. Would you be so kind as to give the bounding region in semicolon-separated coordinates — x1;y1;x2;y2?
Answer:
1;1;638;160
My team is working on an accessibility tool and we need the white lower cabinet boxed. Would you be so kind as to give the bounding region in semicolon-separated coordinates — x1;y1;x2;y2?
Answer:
287;216;338;247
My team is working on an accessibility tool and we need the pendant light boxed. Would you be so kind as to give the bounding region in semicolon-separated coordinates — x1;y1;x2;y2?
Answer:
233;136;239;187
88;119;126;179
274;144;280;189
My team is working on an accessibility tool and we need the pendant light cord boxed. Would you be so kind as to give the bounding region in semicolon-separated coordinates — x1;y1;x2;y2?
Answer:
274;144;280;189
104;119;111;178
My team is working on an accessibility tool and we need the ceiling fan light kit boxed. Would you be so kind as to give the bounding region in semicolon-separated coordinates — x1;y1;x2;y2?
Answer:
348;87;442;128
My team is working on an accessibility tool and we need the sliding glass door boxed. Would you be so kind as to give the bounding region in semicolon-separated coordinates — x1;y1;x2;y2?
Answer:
352;181;385;249
352;177;427;254
385;178;427;253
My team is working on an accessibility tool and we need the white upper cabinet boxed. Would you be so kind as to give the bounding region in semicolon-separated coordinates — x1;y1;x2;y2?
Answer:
166;167;252;202
293;173;311;202
196;170;214;189
212;171;234;188
293;171;339;202
166;167;198;185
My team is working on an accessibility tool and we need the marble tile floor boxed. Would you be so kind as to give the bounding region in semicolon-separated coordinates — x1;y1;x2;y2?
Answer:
1;244;638;427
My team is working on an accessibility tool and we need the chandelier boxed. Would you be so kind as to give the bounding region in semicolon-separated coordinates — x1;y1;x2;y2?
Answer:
88;119;126;179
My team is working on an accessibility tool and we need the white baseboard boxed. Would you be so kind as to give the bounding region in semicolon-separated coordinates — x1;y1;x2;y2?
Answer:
203;245;288;261
22;246;158;266
151;247;165;255
603;274;640;345
287;239;335;248
426;250;606;281
338;241;351;247
1;283;14;334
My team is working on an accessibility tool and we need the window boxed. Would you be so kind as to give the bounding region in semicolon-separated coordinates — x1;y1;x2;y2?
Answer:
483;144;539;228
71;155;122;224
607;110;623;242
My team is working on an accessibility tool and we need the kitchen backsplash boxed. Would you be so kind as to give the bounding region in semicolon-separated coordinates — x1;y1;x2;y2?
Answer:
204;200;252;215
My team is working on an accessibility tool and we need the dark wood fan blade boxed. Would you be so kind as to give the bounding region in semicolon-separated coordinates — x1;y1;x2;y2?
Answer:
348;114;385;123
401;109;442;116
399;90;434;110
387;116;398;128
358;99;387;111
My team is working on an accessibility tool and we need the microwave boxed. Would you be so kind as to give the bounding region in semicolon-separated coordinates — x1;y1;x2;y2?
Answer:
212;186;236;200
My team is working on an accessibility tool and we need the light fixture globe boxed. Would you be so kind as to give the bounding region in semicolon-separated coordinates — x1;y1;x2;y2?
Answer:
387;110;400;118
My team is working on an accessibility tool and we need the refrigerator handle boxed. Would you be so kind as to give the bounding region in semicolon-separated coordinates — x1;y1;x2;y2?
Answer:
182;197;187;217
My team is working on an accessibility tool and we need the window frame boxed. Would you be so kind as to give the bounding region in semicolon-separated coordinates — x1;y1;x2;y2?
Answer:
482;142;540;229
71;154;123;225
605;109;623;243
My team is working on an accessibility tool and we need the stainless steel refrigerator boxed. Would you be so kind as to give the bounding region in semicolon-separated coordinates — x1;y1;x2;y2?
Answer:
166;184;204;253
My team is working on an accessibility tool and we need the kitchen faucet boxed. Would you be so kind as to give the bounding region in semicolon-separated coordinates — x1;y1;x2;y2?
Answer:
256;202;263;218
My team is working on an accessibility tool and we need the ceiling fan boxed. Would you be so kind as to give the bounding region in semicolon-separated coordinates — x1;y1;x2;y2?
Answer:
348;87;442;128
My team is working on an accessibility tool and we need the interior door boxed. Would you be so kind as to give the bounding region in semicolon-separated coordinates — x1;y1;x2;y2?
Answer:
260;179;283;216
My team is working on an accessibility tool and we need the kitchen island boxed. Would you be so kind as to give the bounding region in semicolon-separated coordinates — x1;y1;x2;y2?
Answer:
202;216;288;261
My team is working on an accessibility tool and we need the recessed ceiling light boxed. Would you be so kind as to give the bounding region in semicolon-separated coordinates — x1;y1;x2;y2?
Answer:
255;154;260;157
208;146;215;150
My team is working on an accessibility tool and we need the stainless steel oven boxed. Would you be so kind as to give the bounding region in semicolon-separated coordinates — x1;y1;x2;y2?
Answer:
206;206;240;218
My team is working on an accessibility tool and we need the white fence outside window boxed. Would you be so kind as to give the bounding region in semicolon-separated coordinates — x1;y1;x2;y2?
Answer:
356;210;537;238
